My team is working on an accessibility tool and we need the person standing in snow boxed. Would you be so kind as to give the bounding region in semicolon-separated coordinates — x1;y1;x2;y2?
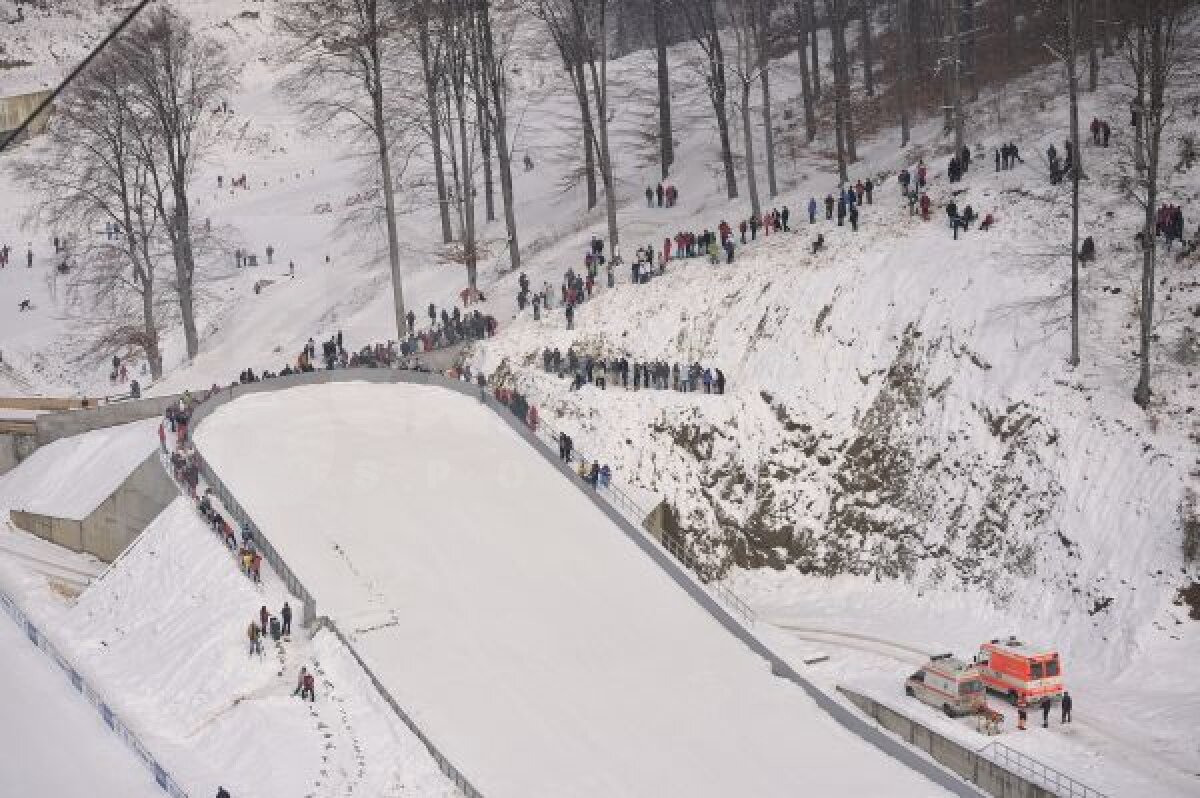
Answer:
824;194;835;220
837;196;847;227
259;605;269;636
995;147;1002;172
1040;697;1052;728
781;206;790;230
808;197;818;224
849;205;859;232
645;186;654;208
281;602;292;637
292;666;307;697
266;244;274;265
216;788;231;798
248;621;263;658
302;670;316;701
1061;692;1072;723
565;302;575;330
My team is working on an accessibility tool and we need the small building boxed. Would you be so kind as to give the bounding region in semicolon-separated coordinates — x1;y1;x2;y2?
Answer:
0;89;54;146
1;418;175;562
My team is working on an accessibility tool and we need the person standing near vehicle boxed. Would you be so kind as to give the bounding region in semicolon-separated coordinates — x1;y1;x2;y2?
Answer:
1061;692;1072;723
1040;697;1052;728
1016;701;1027;731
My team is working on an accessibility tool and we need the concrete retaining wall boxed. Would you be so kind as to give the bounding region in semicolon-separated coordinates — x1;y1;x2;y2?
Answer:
837;687;1057;798
11;510;84;552
36;394;182;446
81;451;178;562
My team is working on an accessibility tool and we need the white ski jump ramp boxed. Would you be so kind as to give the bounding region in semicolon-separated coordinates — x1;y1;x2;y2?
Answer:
196;381;955;797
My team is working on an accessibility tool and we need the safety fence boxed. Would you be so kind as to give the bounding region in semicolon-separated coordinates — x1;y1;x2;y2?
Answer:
977;742;1108;798
522;409;756;624
0;585;191;798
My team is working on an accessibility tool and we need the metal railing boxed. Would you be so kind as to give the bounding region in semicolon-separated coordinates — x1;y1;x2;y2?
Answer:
0;586;191;797
525;411;755;624
977;741;1108;798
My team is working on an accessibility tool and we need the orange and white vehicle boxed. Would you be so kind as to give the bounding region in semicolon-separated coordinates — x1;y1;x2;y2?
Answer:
975;637;1065;706
905;654;987;717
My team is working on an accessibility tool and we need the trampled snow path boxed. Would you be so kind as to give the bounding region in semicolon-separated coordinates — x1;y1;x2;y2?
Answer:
195;380;966;798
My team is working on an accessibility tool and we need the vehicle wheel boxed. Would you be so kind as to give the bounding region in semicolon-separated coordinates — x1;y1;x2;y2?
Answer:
905;686;915;697
1008;691;1020;706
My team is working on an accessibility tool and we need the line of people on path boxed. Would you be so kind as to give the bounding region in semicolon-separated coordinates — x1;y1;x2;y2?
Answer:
541;347;727;395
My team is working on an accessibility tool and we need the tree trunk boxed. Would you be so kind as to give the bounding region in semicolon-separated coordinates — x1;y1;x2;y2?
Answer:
419;18;453;244
574;59;598;210
898;0;911;146
1067;0;1082;367
479;0;521;275
1134;12;1164;408
945;0;964;155
1004;0;1017;70
653;0;673;178
586;41;620;256
172;191;199;360
1087;0;1099;91
373;84;407;339
478;91;496;223
795;2;817;142
755;0;778;197
741;77;761;218
830;0;856;161
962;0;977;101
455;88;478;291
808;0;821;100
860;0;875;97
1101;0;1113;56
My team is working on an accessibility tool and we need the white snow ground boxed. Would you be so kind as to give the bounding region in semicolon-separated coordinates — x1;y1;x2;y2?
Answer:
0;604;164;798
195;381;960;798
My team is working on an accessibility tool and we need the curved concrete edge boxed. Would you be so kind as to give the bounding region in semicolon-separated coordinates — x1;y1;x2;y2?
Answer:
187;368;983;797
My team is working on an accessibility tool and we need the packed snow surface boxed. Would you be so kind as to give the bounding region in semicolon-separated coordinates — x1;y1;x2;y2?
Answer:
195;381;958;798
0;603;163;798
0;417;158;518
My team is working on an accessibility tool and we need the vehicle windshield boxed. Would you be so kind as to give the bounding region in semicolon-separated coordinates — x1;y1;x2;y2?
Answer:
1031;662;1044;679
959;680;984;695
1045;658;1060;677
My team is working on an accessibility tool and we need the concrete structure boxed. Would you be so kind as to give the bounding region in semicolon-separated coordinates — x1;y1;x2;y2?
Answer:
35;394;182;446
0;429;37;476
0;89;53;145
10;448;175;563
837;687;1104;798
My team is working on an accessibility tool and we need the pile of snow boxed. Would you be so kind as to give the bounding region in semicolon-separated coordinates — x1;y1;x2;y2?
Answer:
0;416;158;518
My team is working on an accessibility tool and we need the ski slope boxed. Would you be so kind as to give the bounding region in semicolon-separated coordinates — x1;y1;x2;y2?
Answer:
194;381;959;798
0;606;163;798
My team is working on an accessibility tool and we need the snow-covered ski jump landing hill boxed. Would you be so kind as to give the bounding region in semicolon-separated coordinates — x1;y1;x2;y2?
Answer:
195;380;955;798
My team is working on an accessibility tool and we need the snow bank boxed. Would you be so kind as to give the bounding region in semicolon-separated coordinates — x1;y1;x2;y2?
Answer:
196;381;958;798
0;605;164;798
0;417;159;519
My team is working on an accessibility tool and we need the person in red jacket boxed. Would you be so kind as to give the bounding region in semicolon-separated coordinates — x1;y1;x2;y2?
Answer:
919;193;932;221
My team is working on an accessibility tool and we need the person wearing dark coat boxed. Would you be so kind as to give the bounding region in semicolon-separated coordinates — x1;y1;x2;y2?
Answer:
216;788;231;798
1040;697;1052;728
848;205;859;232
837;197;847;226
281;602;292;636
1061;692;1073;723
824;194;835;220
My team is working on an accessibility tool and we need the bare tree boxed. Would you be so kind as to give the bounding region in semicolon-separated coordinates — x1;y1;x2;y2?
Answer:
860;0;875;96
120;8;234;361
793;2;817;142
1066;0;1083;366
731;0;763;218
652;0;674;177
673;0;739;199
827;0;854;180
475;0;523;274
530;0;623;251
414;6;455;244
752;0;779;197
1121;1;1192;406
280;0;408;340
17;51;168;378
897;0;912;145
942;0;964;155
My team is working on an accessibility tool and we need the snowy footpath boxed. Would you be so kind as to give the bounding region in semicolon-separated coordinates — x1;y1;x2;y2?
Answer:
195;380;966;798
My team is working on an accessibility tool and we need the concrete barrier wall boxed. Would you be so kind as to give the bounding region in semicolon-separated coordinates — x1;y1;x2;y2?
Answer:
83;452;178;562
11;509;84;552
837;687;1057;798
36;394;182;446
